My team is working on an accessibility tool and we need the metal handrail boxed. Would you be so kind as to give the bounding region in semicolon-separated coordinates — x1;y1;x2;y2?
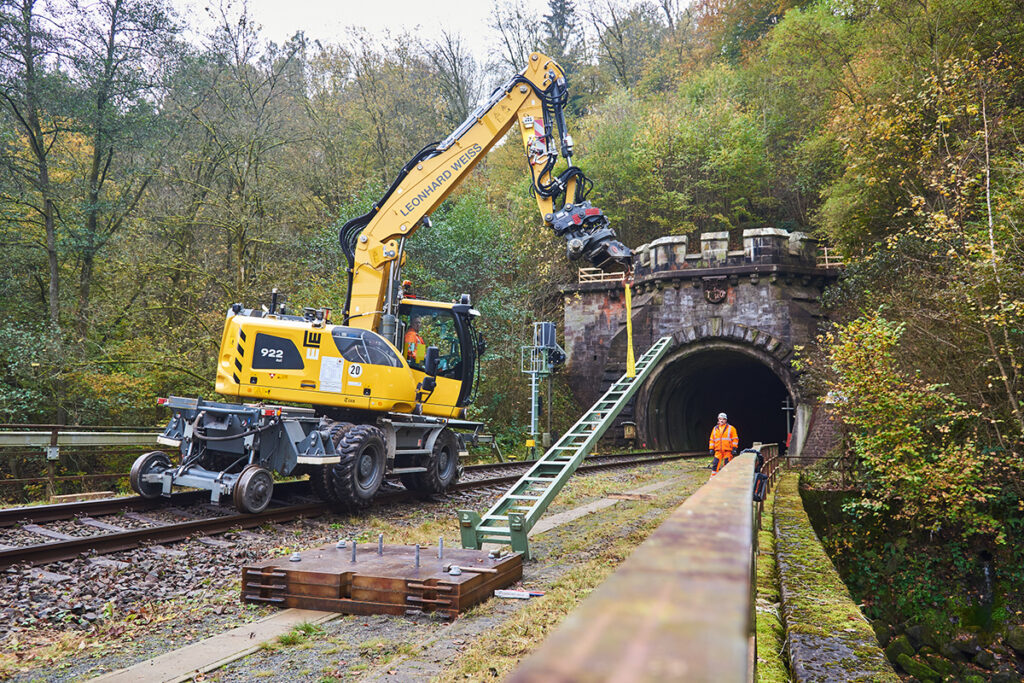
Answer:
508;453;757;682
816;246;844;268
578;267;627;283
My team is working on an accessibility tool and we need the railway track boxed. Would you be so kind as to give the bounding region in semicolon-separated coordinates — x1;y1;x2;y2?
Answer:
0;450;703;570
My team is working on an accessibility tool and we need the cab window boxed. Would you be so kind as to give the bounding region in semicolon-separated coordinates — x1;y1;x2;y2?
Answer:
330;328;403;367
398;306;462;379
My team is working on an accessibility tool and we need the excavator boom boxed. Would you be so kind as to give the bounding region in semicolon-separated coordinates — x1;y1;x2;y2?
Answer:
340;52;631;332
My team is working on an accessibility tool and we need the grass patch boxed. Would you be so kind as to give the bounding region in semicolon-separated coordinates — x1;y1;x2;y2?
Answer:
435;465;705;681
275;621;323;647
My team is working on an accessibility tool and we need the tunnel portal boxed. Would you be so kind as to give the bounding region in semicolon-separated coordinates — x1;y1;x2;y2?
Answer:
640;345;791;452
562;228;841;457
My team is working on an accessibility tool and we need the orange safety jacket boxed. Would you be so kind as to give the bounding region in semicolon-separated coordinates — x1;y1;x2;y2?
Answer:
404;329;425;363
709;423;738;455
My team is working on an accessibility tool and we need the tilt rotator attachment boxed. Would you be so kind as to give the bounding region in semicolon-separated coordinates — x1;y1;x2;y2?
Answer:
458;337;673;559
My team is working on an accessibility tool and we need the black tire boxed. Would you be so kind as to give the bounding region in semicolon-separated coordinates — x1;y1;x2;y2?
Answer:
310;422;353;504
330;424;386;509
402;429;461;495
130;451;171;499
233;464;274;514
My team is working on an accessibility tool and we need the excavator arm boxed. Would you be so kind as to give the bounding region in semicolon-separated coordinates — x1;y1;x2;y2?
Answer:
339;52;632;332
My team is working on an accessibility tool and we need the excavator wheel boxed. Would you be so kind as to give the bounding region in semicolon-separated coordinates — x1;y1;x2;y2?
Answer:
233;464;274;514
329;424;386;509
401;428;461;495
310;422;353;504
130;450;172;499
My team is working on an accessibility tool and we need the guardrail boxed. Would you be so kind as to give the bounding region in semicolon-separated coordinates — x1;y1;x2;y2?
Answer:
816;246;844;268
578;267;627;283
0;426;161;498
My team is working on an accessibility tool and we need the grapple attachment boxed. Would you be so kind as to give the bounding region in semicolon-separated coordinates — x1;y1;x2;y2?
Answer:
549;201;632;272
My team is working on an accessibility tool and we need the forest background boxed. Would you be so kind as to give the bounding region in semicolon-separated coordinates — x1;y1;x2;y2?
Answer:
0;0;1022;639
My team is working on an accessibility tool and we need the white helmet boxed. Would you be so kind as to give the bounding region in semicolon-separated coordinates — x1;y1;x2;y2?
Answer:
718;412;727;420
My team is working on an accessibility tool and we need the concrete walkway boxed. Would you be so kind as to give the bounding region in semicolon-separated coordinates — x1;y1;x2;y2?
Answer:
91;609;340;683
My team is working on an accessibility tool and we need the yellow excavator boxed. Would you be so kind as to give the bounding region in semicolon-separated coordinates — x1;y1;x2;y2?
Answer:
130;52;632;513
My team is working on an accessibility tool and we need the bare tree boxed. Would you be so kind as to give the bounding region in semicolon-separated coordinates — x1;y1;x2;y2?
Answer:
587;0;667;90
487;1;543;75
423;30;479;127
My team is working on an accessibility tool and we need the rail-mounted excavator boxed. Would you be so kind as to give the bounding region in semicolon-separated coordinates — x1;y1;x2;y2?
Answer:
129;52;632;513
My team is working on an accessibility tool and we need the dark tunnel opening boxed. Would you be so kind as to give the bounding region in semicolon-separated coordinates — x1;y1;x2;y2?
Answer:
642;348;791;452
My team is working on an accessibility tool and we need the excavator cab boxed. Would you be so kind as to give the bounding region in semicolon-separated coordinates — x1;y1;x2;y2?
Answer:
397;299;480;411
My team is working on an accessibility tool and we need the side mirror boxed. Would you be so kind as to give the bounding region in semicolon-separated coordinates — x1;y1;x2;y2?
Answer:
424;346;440;376
476;335;486;356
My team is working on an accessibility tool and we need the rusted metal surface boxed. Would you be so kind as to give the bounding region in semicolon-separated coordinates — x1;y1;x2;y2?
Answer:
241;543;522;618
508;453;756;683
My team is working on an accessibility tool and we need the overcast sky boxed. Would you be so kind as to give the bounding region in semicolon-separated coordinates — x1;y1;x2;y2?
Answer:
174;0;556;58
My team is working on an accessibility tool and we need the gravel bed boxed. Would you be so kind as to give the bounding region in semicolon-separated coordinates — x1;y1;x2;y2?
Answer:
0;527;60;548
1;461;688;681
97;512;157;530
34;519;103;538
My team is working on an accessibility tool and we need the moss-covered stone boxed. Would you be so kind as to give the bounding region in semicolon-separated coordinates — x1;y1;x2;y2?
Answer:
923;654;954;676
885;635;914;662
872;619;891;645
972;649;997;669
756;487;789;683
938;641;966;661
896;653;940;681
991;668;1020;683
1006;624;1024;654
774;473;899;682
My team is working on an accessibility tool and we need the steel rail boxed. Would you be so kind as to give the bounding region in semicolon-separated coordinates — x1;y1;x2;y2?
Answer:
0;481;309;528
0;451;699;570
0;450;704;527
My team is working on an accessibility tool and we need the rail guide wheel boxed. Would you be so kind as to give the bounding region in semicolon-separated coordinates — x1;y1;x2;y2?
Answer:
233;464;274;514
130;450;172;499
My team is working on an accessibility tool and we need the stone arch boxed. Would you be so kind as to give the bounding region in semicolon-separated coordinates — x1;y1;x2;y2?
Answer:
632;323;808;453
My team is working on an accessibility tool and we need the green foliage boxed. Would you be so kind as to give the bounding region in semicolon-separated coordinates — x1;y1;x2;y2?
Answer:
821;312;1005;539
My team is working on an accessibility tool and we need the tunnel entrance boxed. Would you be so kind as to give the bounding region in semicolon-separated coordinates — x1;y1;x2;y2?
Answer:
639;344;791;452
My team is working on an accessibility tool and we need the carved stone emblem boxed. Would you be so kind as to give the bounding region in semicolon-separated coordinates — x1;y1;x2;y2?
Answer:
703;277;727;304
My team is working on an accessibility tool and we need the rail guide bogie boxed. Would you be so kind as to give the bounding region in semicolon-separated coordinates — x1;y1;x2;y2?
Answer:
130;396;477;513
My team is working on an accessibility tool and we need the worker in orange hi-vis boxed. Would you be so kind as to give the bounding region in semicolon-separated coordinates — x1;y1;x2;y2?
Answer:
404;316;426;365
709;412;739;477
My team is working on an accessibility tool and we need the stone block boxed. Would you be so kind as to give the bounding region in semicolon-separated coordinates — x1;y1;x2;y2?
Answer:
896;653;940;681
646;235;687;274
743;227;789;263
1005;624;1024;654
700;231;728;262
923;654;954;676
789;231;819;263
886;635;915;662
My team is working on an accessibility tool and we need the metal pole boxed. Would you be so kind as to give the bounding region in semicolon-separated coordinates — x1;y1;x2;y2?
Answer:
46;428;57;499
547;375;552;440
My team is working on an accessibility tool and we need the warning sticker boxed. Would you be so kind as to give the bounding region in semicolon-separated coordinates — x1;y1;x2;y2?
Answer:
319;357;344;393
